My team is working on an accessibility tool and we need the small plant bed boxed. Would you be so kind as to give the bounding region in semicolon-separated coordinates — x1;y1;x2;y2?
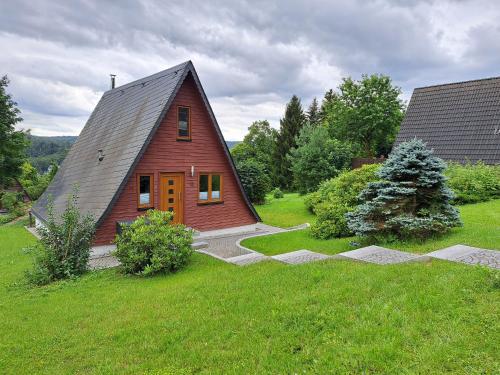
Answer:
254;193;315;228
243;199;500;256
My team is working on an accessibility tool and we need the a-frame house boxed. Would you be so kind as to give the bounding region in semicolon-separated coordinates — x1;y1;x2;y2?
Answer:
32;61;260;245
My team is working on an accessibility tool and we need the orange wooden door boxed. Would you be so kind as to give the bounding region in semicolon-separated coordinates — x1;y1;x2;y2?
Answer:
160;173;184;224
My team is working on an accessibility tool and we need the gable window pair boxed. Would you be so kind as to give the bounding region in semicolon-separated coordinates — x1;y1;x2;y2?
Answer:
199;173;223;203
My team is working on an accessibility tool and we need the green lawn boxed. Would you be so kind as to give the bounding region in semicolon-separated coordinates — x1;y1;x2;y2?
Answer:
243;198;500;256
254;193;315;227
0;213;499;373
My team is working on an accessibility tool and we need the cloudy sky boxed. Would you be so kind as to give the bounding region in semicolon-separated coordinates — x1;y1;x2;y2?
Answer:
1;0;499;140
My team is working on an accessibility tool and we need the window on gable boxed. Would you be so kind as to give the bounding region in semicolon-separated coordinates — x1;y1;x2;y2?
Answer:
177;106;191;140
198;173;223;203
137;174;154;209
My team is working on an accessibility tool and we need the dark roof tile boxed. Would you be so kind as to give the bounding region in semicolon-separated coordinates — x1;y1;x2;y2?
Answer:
395;76;500;164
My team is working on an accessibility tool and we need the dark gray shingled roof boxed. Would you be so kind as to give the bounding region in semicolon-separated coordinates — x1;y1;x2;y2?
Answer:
32;61;260;224
395;76;500;164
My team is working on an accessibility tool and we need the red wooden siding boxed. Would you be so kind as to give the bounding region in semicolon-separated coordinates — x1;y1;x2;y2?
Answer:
94;73;256;245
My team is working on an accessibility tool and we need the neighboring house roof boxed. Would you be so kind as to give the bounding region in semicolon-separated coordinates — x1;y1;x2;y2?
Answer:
32;61;260;224
395;76;500;164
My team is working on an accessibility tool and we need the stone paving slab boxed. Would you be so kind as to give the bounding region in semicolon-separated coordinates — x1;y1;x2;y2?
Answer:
337;246;429;265
226;252;269;266
271;250;331;264
427;245;500;269
192;241;208;250
204;234;258;259
88;255;121;270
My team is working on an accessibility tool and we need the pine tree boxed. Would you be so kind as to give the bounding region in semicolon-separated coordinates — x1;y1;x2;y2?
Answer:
346;139;461;240
274;95;306;189
307;98;321;127
319;89;338;124
0;75;28;186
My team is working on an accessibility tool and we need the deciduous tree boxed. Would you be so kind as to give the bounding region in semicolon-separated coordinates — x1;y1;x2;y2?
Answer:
324;74;405;157
288;125;352;194
0;75;29;185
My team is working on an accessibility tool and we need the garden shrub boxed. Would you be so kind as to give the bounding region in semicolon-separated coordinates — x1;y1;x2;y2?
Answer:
311;201;351;239
19;161;58;200
306;164;381;238
235;159;271;204
347;139;462;241
445;162;500;204
1;191;26;217
25;191;95;285
304;191;320;213
1;191;21;211
272;187;284;199
114;210;193;276
0;212;16;224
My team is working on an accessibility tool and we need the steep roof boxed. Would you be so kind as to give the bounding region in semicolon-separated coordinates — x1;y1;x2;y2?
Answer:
32;61;260;224
395;76;500;164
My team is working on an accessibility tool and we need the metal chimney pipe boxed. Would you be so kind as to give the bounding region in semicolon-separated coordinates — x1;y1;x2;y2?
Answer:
110;74;116;89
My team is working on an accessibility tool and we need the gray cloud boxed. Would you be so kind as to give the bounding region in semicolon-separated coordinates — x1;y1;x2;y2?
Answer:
0;0;499;138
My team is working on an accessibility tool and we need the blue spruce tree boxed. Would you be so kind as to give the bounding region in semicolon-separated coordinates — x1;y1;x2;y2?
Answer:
347;139;461;240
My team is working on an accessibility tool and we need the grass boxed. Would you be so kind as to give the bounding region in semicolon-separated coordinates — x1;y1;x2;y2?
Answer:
0;221;499;373
254;193;315;227
243;197;500;256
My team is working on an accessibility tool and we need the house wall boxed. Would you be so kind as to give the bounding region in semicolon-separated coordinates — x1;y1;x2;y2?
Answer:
93;73;256;245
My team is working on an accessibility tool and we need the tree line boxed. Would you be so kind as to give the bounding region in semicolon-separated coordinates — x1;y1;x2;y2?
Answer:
231;74;405;201
1;72;405;206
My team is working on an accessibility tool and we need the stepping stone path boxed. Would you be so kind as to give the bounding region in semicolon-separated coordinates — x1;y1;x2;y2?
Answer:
226;252;269;266
271;250;331;264
26;225;499;270
336;246;429;265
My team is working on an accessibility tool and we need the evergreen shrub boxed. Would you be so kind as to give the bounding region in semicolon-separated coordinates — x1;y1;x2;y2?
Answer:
347;139;461;241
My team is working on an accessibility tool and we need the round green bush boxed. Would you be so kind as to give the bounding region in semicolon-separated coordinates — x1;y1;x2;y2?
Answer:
236;159;271;204
114;210;193;276
272;187;284;199
310;200;350;239
307;164;381;239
